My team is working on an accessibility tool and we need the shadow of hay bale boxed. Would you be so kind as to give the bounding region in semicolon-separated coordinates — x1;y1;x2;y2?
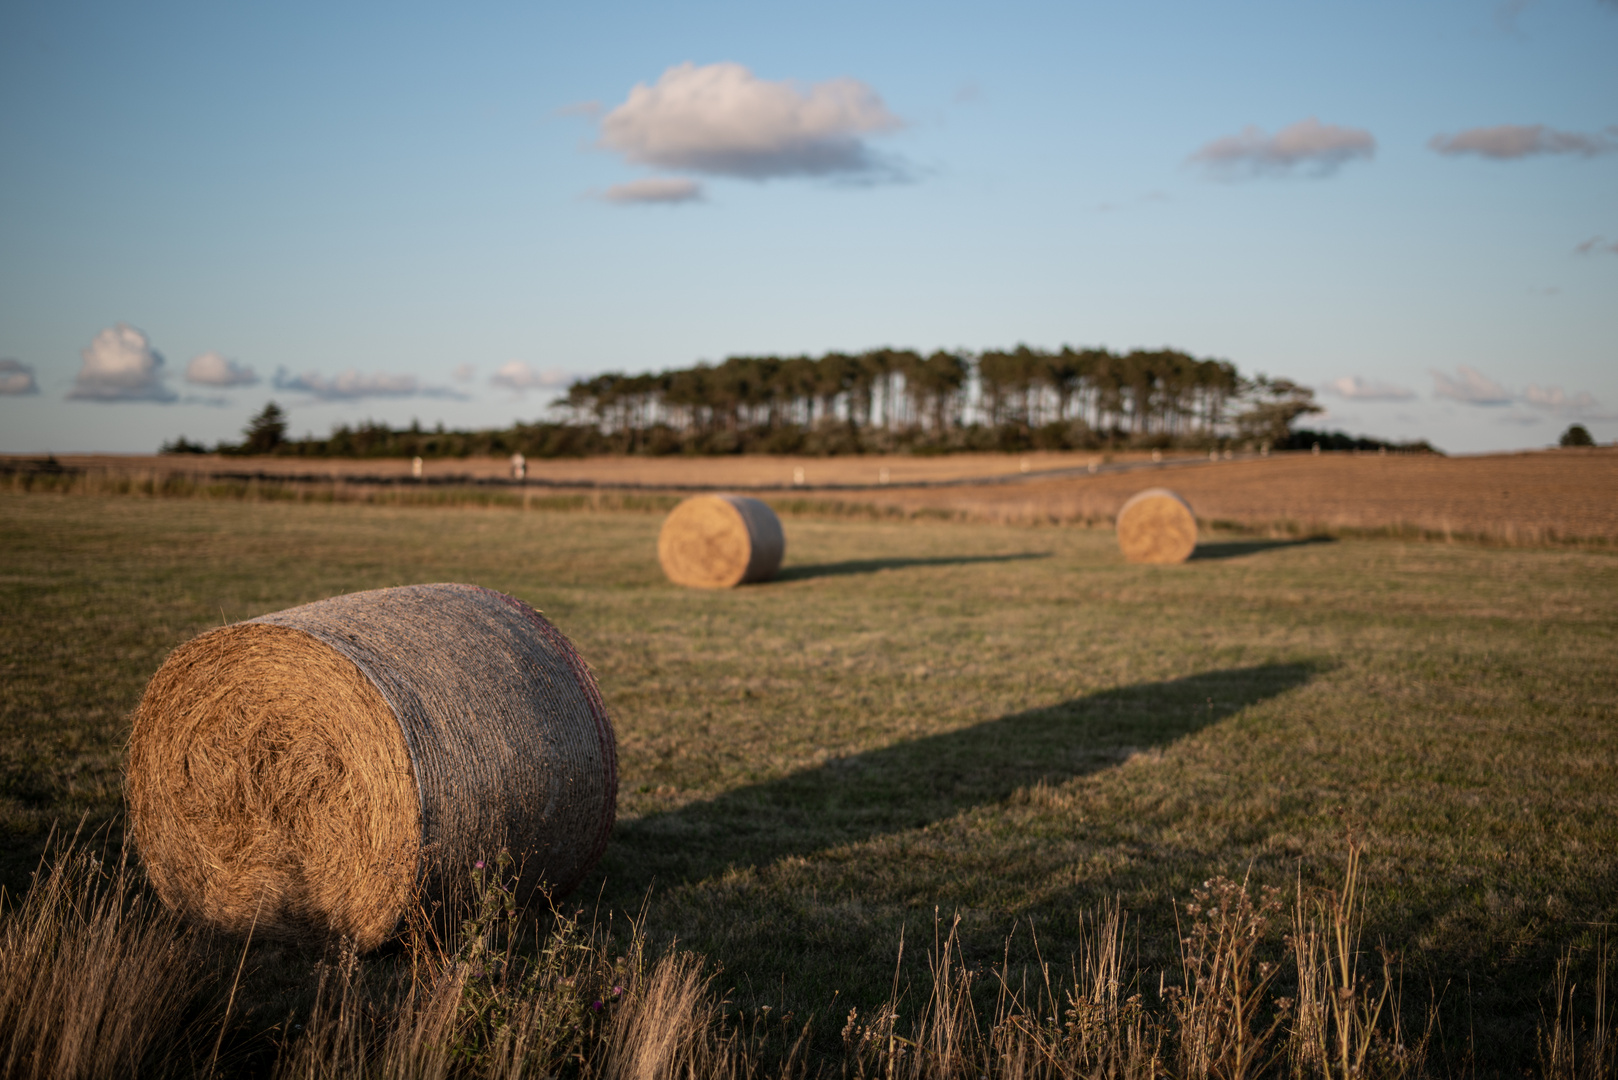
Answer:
1189;536;1338;561
774;551;1052;582
606;662;1319;894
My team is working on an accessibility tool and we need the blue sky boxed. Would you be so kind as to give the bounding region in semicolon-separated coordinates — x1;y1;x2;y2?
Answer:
1;0;1613;454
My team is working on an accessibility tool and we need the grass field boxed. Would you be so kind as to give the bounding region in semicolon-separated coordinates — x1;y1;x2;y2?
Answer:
2;490;1616;1074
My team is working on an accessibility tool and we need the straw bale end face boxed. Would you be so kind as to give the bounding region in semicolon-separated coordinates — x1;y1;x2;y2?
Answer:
125;584;617;951
658;494;785;588
1116;488;1198;564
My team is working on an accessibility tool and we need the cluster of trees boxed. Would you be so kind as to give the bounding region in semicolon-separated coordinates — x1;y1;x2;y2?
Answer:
166;344;1443;460
558;346;1285;454
1281;429;1438;454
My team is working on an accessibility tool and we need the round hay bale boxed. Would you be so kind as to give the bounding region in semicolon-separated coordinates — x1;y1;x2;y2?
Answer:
657;494;785;588
1115;487;1198;564
125;583;617;950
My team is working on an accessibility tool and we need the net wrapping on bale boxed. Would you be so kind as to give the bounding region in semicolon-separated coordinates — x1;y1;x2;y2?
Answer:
1115;487;1198;564
657;494;785;588
125;583;617;951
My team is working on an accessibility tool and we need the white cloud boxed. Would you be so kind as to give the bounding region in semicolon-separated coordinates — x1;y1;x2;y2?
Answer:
1189;117;1375;178
1431;366;1512;405
597;61;905;180
1521;385;1614;419
452;362;475;383
185;350;259;387
68;324;176;402
1325;375;1415;401
490;361;569;393
1429;124;1617;160
0;358;39;395
602;177;705;204
272;367;465;402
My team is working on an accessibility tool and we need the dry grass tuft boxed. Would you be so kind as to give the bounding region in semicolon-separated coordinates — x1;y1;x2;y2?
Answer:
1;832;1614;1077
1286;840;1430;1079
1539;935;1616;1080
0;835;206;1080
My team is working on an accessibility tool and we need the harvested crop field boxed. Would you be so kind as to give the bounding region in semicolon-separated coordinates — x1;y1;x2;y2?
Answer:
8;446;1616;545
793;447;1618;544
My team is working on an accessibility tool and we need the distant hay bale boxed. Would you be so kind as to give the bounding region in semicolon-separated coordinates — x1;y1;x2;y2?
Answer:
1116;488;1198;563
125;583;617;951
658;494;785;588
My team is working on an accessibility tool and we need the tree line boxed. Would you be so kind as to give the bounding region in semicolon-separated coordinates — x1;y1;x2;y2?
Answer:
559;346;1267;454
162;344;1437;459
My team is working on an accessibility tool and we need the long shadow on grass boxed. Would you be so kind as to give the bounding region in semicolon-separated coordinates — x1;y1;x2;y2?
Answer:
605;662;1316;895
775;551;1050;582
1190;537;1336;561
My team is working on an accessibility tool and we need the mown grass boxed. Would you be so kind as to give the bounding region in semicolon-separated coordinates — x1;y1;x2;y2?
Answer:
2;491;1616;1073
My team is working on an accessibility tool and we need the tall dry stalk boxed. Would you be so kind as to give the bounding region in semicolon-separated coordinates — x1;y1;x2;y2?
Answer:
1539;935;1614;1080
1287;840;1429;1080
0;841;205;1080
272;849;728;1080
1168;872;1291;1080
841;905;1161;1080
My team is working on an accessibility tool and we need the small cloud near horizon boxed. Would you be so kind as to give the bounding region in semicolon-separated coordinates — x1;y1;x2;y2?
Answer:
1326;376;1415;401
0;358;39;395
490;361;570;394
596;61;907;182
185;351;259;387
1522;384;1614;419
1429;123;1617;160
1189;117;1375;179
68;324;177;402
1429;366;1611;418
452;362;476;383
601;177;705;204
1431;366;1512;405
272;367;466;402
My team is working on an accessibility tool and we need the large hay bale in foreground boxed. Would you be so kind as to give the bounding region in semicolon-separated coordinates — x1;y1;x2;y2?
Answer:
658;494;785;588
125;583;617;951
1116;487;1198;563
